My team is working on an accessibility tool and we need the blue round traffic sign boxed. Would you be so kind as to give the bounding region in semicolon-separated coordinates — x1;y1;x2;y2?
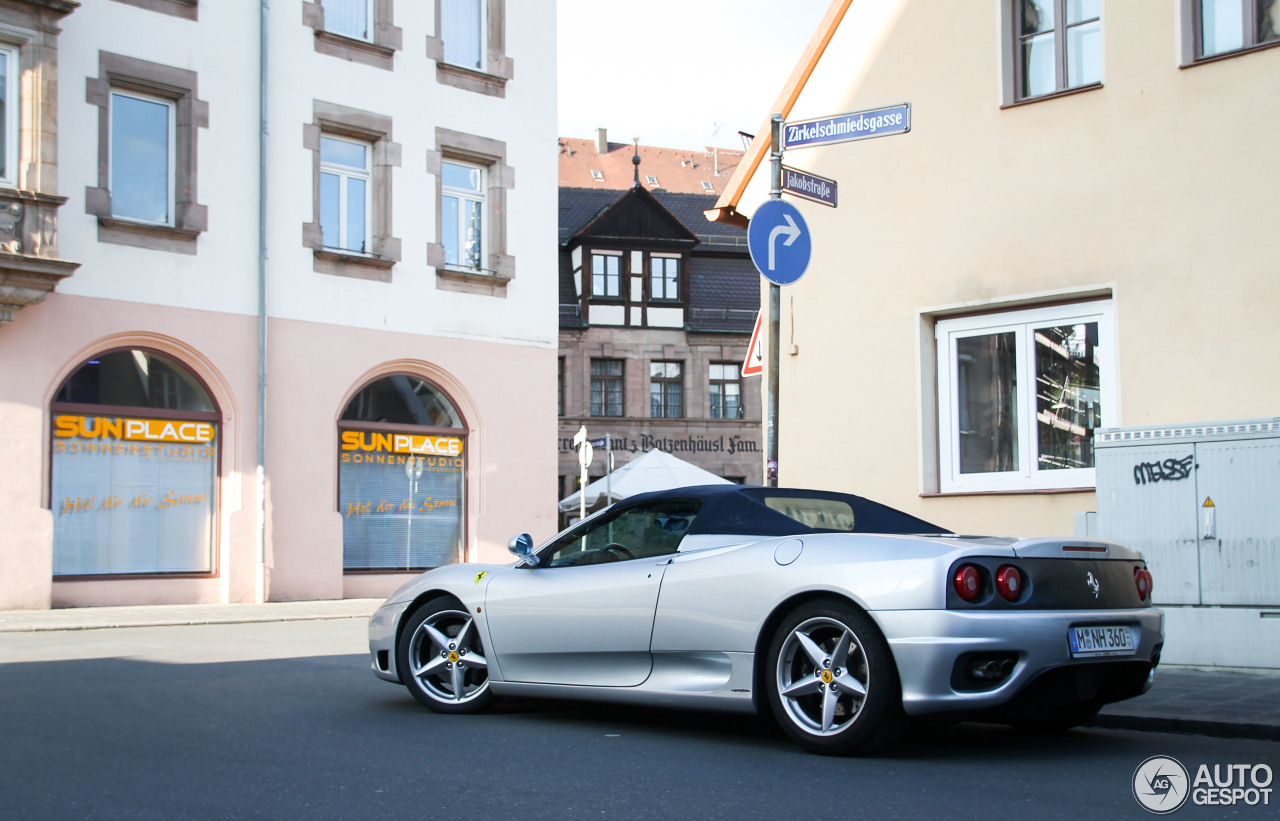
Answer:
747;199;811;285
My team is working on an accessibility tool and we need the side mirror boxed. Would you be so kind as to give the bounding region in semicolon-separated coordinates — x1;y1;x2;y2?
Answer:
507;533;540;567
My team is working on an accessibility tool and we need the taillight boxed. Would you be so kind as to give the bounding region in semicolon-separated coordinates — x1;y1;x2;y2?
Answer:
995;565;1022;602
1134;566;1153;601
954;564;982;602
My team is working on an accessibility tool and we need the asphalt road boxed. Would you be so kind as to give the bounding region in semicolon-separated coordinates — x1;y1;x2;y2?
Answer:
1;620;1275;820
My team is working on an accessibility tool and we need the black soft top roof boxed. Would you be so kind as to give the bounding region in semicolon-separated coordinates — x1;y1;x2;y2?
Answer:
616;485;947;537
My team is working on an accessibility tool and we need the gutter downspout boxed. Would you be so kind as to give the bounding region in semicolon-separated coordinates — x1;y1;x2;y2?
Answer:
255;0;270;602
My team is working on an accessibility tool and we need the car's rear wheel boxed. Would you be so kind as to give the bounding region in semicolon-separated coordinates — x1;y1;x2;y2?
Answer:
765;599;903;755
397;597;496;714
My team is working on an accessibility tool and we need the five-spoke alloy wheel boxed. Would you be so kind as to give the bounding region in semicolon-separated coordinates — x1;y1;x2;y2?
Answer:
397;597;496;714
765;599;903;755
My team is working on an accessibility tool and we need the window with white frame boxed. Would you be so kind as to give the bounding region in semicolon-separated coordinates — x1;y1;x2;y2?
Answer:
441;0;483;69
650;362;683;419
1193;0;1279;59
87;53;208;251
441;160;484;270
110;90;176;225
1012;0;1102;101
709;363;742;420
325;0;371;40
936;302;1114;492
320;135;371;254
429;0;511;96
650;256;679;300
591;252;621;298
0;45;16;187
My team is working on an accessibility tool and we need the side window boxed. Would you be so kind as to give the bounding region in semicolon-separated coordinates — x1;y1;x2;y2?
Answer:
1184;0;1279;62
428;0;513;96
0;44;16;187
440;160;485;271
303;0;403;71
543;500;701;567
303;101;402;280
1006;0;1102;103
319;135;371;254
935;301;1114;492
428;128;514;294
86;52;208;253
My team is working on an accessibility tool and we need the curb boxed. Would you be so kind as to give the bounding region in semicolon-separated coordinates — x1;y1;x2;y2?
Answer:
0;613;372;633
1093;713;1280;742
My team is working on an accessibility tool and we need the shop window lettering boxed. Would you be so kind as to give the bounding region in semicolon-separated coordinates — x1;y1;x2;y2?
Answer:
54;440;215;460
346;497;459;517
60;490;206;515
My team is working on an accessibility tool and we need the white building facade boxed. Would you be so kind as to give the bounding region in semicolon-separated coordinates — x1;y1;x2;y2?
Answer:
0;0;559;609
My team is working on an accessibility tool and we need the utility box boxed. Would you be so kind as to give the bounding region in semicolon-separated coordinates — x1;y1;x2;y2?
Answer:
1095;418;1280;669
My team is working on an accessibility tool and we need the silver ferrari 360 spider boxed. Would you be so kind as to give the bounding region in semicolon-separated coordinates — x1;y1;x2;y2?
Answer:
368;485;1163;755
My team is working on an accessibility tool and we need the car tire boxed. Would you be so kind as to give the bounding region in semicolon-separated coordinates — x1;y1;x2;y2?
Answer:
397;596;496;714
765;599;904;755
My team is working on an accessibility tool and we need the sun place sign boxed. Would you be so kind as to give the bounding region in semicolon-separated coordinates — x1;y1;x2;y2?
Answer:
783;103;911;150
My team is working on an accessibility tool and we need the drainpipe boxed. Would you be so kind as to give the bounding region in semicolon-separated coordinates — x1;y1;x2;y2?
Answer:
255;0;270;602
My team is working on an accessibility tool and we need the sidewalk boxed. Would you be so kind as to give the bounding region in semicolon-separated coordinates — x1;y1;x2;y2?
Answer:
0;598;381;632
0;599;1276;742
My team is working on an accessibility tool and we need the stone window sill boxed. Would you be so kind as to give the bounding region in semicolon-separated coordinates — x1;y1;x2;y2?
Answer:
436;62;509;98
97;217;201;255
314;30;398;71
314;248;396;282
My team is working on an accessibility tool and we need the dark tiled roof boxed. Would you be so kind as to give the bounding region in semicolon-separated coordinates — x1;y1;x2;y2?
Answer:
688;257;759;333
559;186;758;334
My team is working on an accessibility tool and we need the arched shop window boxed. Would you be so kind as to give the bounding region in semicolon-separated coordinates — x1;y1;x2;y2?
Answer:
339;374;467;571
50;349;219;577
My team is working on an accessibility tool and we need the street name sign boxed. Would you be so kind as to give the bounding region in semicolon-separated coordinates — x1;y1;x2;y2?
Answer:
747;199;811;286
784;103;911;150
782;165;837;207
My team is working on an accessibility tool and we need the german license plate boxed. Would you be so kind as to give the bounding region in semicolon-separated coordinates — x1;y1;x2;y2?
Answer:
1069;624;1137;658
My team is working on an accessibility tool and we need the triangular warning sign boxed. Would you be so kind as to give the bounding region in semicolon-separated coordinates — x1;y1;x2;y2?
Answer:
742;310;764;377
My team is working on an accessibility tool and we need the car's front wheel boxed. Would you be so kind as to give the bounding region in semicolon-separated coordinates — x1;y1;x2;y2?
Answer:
765;599;903;755
397;597;496;714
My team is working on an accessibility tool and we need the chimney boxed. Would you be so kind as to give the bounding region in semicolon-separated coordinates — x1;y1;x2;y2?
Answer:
596;128;608;154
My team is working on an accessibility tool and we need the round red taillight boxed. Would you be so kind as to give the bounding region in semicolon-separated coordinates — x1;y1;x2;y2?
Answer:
995;565;1022;602
1134;567;1153;601
954;564;982;602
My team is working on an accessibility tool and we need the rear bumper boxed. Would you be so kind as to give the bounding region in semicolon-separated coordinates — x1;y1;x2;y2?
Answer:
873;607;1164;717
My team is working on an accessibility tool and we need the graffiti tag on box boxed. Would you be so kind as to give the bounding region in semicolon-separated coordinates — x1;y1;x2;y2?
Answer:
1133;455;1194;486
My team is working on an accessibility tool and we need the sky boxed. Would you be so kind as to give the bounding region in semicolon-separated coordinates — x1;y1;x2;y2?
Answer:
556;0;832;152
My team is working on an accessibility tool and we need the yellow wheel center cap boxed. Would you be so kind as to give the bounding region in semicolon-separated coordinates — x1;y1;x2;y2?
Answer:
448;651;460;663
820;669;834;684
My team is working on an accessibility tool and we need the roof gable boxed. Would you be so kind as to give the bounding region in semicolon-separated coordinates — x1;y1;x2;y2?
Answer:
573;185;699;247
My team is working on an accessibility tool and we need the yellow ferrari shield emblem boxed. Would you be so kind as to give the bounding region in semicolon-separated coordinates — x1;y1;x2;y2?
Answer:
821;669;834;684
473;571;488;585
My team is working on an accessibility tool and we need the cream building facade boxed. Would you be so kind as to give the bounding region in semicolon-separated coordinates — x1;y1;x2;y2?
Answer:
711;0;1278;666
0;0;558;610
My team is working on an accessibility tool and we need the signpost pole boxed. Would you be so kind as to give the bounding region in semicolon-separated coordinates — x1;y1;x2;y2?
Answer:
767;113;783;487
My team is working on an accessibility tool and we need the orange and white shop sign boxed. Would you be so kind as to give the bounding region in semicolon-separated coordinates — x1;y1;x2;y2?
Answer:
54;414;216;444
340;430;464;456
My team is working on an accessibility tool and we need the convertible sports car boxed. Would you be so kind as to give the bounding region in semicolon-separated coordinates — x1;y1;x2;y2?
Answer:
368;485;1163;755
